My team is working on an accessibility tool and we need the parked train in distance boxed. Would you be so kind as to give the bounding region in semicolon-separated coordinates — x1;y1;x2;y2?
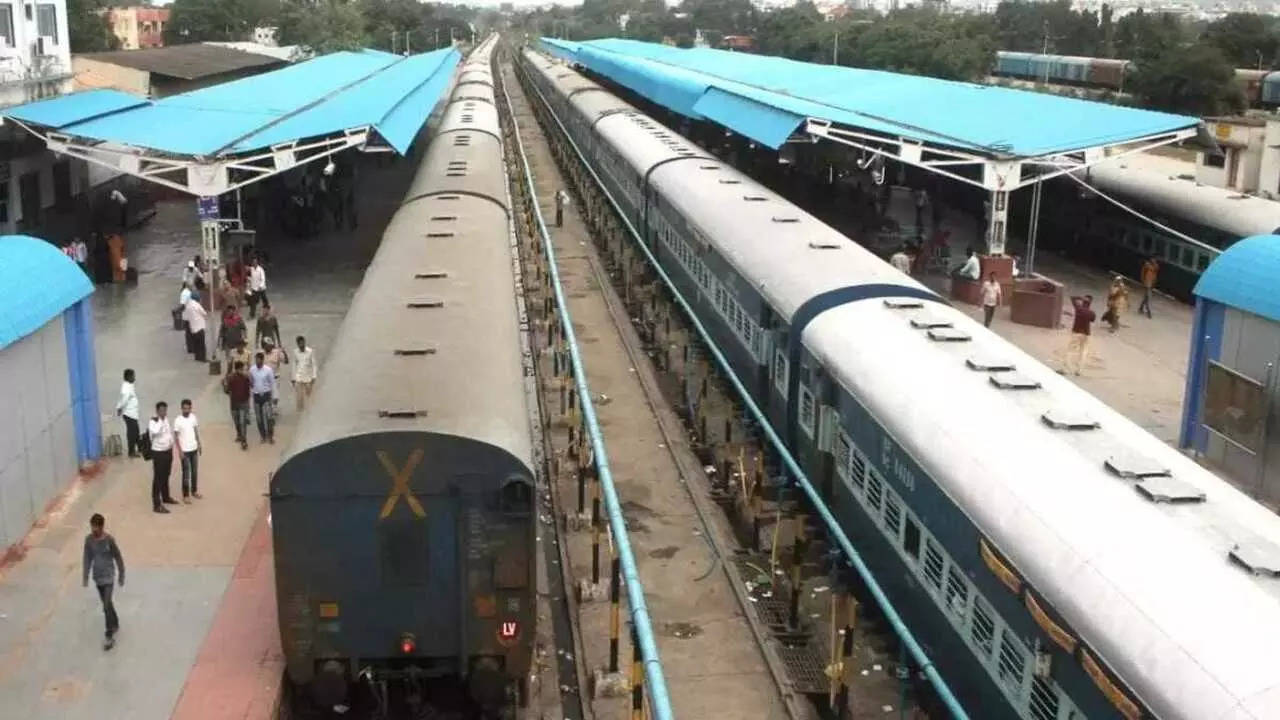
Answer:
528;42;1280;720
271;35;537;719
995;51;1280;105
1029;156;1280;299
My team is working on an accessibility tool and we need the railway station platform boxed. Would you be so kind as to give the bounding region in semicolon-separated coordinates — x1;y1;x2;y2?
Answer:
0;153;419;720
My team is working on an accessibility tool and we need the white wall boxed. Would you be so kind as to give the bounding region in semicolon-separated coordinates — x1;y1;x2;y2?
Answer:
0;315;77;550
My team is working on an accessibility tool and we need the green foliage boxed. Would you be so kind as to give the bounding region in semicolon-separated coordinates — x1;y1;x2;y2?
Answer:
1130;42;1245;115
1113;9;1188;62
276;0;367;53
1202;13;1279;69
166;0;279;44
67;0;120;52
995;0;1101;56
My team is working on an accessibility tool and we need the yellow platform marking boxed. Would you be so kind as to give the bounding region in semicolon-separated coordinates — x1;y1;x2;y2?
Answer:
377;448;427;519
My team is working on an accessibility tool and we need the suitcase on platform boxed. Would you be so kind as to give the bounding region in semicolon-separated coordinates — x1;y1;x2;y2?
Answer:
103;434;123;457
208;358;221;375
171;306;183;330
126;267;138;285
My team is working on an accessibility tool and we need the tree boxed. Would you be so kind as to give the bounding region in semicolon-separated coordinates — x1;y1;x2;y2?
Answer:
994;0;1101;56
1130;42;1244;115
165;0;279;44
68;0;119;52
277;0;367;53
1203;13;1279;69
1113;9;1188;62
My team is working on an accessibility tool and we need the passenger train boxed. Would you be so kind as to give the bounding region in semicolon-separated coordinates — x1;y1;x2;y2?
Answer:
1031;158;1280;299
271;36;536;718
524;44;1280;720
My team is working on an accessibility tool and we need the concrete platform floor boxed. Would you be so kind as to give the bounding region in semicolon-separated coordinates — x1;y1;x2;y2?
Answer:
0;153;417;720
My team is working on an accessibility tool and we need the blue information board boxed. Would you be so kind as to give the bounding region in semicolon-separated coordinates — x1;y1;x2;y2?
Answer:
196;196;219;221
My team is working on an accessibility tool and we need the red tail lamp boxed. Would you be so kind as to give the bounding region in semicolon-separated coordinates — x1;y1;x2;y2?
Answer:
400;632;417;655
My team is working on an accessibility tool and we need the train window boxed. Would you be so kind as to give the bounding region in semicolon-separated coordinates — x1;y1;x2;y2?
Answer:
850;449;867;489
1198;253;1211;271
969;595;996;659
944;566;969;619
1141;234;1153;252
798;386;816;437
1154;238;1165;256
1182;247;1194;268
1029;676;1062;720
834;432;852;482
923;538;944;591
883;492;902;539
1166;243;1179;263
902;515;920;559
773;350;788;397
500;480;532;515
866;469;884;511
996;632;1028;694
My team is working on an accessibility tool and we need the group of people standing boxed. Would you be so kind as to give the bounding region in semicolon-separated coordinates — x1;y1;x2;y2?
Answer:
115;370;203;514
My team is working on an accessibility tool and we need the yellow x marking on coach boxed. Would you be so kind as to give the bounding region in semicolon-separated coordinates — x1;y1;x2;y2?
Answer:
377;449;426;519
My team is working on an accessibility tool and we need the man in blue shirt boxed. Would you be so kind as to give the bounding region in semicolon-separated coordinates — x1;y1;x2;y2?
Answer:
249;352;277;444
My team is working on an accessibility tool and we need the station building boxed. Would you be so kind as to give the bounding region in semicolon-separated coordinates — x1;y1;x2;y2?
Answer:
1181;234;1280;508
0;235;99;549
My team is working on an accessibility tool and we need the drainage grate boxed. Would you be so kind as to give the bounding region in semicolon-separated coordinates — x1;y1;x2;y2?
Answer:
775;642;830;694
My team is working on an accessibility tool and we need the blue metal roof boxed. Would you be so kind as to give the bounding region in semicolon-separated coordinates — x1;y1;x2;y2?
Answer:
541;38;1200;157
0;236;93;351
4;47;460;157
1194;235;1280;323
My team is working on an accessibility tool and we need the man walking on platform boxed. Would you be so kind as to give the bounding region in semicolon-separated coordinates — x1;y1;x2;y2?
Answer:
250;352;277;443
82;513;125;650
292;336;318;412
115;369;140;458
255;303;281;350
246;256;268;319
981;272;1003;328
173;399;201;502
1061;295;1096;376
1139;256;1159;318
224;362;252;450
146;402;177;513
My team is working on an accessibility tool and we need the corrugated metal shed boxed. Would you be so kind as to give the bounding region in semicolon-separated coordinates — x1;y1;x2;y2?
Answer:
542;37;1199;158
0;236;93;351
1194;234;1280;322
3;47;460;156
76;43;285;80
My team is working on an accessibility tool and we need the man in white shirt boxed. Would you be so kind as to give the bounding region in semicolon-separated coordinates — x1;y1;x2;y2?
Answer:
249;353;277;443
72;237;88;273
981;272;1003;328
889;246;912;275
292;335;318;412
955;247;981;281
246;256;268;319
146;402;177;513
183;295;209;362
172;399;202;502
115;369;140;458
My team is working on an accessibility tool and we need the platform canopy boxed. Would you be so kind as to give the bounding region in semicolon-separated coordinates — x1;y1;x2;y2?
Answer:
1;47;460;196
540;38;1205;193
0;235;93;351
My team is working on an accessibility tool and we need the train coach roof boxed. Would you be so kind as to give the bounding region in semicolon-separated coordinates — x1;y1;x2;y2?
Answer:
806;298;1280;719
541;37;1199;159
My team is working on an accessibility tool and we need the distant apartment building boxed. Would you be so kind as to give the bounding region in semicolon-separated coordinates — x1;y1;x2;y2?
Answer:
104;6;169;50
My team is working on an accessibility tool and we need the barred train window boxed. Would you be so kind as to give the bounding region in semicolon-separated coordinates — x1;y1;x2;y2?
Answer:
1029;676;1061;720
773;350;788;396
996;631;1028;694
923;539;944;591
799;386;816;436
850;449;867;489
883;491;903;539
866;469;883;511
969;595;996;658
834;433;852;481
945;565;969;618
